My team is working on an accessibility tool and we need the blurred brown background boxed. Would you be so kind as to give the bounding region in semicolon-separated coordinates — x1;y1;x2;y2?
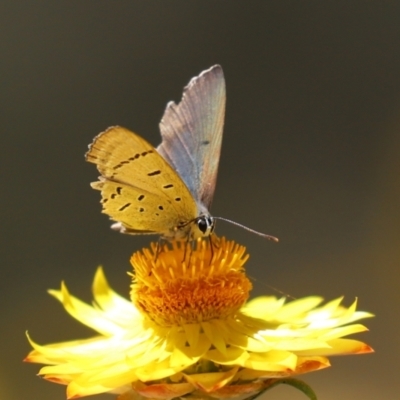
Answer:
1;2;399;399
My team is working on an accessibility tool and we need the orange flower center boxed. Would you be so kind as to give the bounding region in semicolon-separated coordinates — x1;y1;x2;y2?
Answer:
130;237;252;326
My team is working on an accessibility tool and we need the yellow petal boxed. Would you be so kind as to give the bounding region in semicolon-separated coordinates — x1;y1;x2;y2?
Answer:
201;321;227;355
295;338;374;356
48;282;126;336
183;367;238;393
244;350;298;371
92;267;141;324
209;381;265;398
182;323;200;348
205;347;249;365
132;381;194;400
276;297;325;320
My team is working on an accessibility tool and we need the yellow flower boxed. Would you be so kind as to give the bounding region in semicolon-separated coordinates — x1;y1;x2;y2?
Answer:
25;238;373;399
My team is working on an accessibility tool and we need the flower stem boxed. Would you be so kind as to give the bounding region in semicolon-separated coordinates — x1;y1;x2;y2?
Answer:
251;378;317;400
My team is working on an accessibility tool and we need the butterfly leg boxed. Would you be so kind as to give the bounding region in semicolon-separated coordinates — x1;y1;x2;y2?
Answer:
182;234;193;265
208;235;214;265
154;237;166;263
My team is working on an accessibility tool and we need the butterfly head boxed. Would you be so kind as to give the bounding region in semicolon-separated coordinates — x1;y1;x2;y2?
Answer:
176;213;215;240
194;214;215;238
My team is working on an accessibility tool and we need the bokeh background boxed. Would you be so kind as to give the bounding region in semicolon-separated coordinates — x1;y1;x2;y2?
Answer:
1;2;399;399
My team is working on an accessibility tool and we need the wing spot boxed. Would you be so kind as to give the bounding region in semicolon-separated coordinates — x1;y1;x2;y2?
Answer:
113;160;131;170
111;194;116;199
155;213;159;216
163;184;174;189
148;170;161;176
116;187;122;195
119;203;131;211
139;207;145;213
158;205;164;210
127;154;140;161
201;140;210;145
175;197;181;202
138;194;145;201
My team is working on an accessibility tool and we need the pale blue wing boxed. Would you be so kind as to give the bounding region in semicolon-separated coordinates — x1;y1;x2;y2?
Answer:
157;65;226;210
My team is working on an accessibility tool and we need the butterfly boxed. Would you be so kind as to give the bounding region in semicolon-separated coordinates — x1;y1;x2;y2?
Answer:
86;65;225;240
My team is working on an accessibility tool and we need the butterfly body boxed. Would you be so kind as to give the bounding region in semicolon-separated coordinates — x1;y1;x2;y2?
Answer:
86;65;225;240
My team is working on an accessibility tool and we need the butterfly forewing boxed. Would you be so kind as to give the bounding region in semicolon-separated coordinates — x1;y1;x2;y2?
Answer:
86;126;197;236
157;65;226;209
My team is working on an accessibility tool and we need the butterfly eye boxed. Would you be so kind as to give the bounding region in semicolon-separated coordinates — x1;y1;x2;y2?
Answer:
196;215;215;236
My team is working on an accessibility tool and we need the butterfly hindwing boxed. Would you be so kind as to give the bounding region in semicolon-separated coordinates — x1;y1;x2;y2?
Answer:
86;126;197;235
91;179;193;233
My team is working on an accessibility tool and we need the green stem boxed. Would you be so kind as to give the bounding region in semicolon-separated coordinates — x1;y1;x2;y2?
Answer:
249;378;317;400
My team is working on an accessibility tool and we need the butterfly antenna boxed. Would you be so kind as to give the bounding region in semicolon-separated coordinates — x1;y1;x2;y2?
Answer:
248;274;297;300
214;217;279;242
